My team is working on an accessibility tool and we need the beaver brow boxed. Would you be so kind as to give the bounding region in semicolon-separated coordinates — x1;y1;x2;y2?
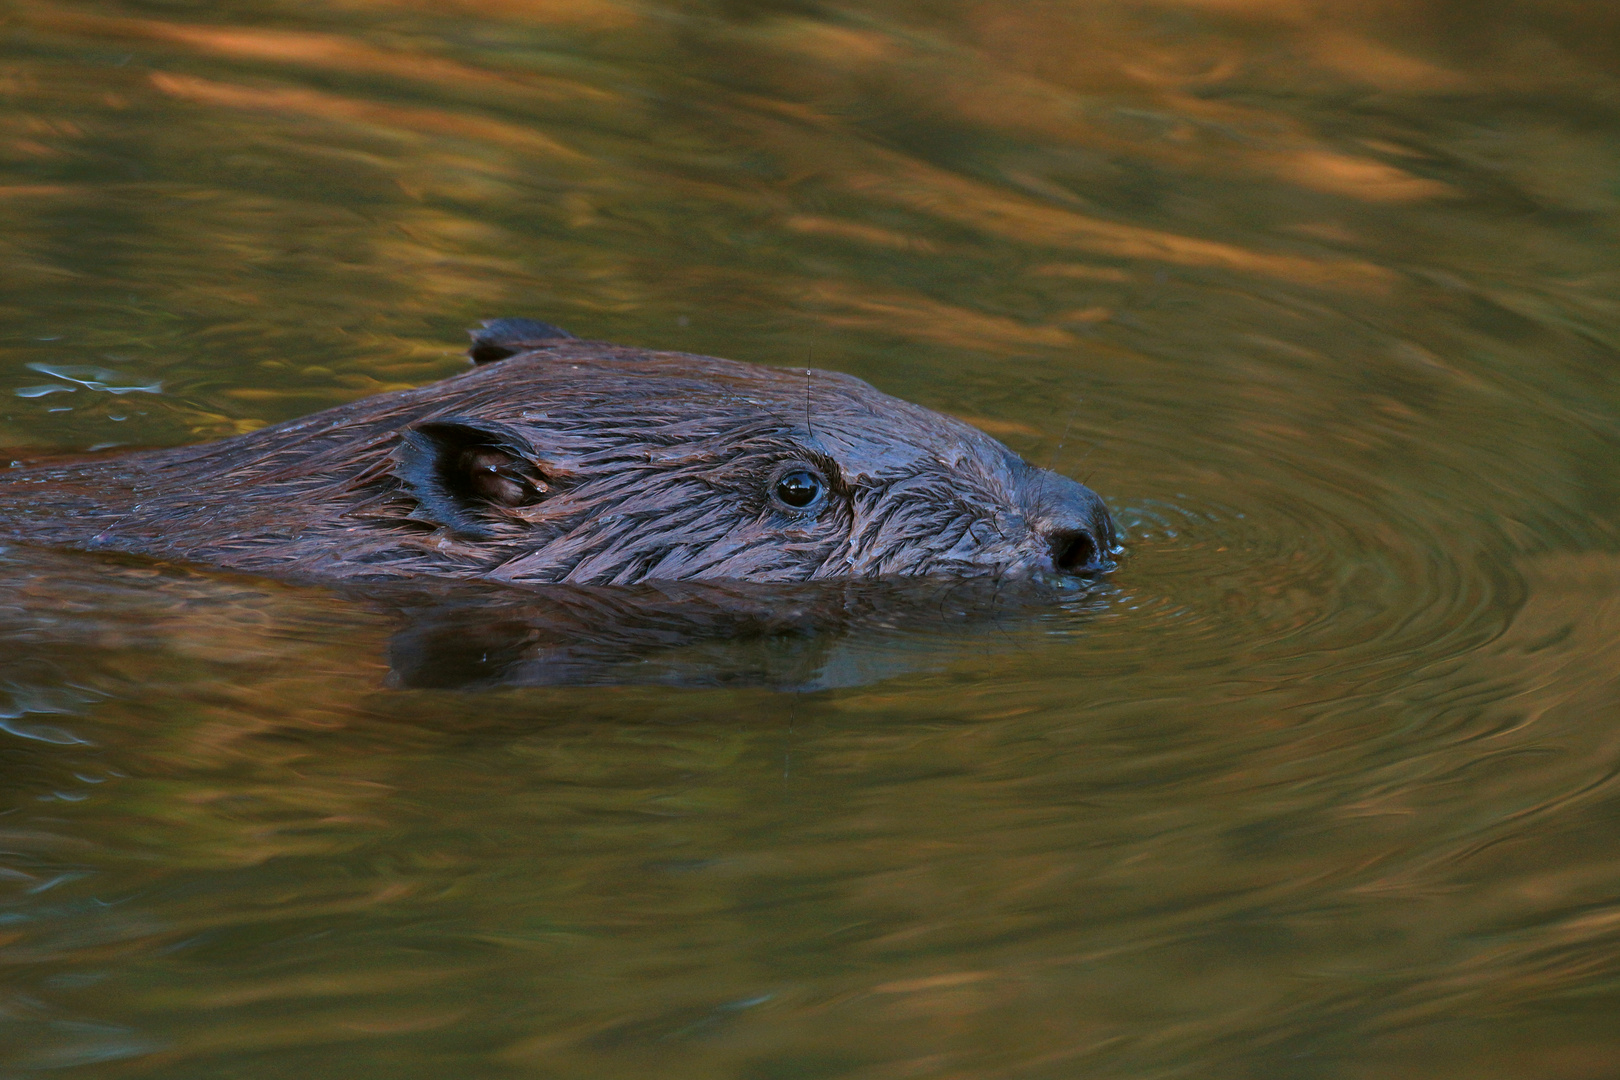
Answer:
802;449;850;498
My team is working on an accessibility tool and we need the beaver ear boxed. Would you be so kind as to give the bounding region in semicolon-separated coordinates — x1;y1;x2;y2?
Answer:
394;420;552;539
468;318;577;365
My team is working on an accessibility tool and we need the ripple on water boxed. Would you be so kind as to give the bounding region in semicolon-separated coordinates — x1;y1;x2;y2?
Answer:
1091;429;1523;698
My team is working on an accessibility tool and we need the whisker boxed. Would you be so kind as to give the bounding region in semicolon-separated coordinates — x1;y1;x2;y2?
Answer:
1046;401;1078;472
803;346;815;443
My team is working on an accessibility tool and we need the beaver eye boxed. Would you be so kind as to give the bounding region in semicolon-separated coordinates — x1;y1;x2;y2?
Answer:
774;468;824;509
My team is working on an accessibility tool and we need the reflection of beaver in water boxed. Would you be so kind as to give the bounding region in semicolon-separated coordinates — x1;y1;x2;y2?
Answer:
0;319;1115;586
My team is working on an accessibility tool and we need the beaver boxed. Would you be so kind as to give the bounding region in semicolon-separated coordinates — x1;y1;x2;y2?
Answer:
0;319;1116;587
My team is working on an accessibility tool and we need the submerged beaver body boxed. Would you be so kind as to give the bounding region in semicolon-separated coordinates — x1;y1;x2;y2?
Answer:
0;320;1115;586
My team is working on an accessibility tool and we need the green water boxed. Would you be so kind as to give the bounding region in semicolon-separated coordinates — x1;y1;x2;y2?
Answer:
4;0;1620;1075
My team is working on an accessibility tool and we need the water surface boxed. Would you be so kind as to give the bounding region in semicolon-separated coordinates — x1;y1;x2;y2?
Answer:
3;0;1620;1076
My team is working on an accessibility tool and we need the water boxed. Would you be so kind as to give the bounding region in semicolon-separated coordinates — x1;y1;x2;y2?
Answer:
3;0;1620;1075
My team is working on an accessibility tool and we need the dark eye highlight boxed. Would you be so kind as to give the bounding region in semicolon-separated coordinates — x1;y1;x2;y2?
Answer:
774;468;824;509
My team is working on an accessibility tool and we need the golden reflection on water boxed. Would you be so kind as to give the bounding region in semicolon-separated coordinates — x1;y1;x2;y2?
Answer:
3;0;1620;1076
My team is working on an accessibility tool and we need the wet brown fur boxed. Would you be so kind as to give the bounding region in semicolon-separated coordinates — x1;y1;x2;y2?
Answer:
0;337;1113;586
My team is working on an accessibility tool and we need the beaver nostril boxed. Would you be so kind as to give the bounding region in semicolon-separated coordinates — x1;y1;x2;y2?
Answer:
1050;529;1099;572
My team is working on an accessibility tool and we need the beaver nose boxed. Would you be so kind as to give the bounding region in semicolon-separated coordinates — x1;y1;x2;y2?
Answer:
1024;469;1116;574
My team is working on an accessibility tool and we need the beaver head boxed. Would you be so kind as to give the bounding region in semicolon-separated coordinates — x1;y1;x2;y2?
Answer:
0;318;1117;586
